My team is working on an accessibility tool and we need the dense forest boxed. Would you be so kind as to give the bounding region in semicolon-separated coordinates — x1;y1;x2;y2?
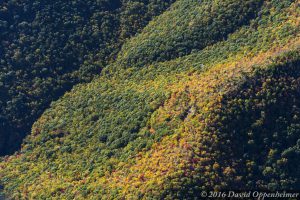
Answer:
0;0;174;155
1;0;300;199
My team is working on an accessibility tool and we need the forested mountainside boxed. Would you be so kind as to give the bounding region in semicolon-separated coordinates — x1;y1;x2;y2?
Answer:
1;0;300;199
0;0;174;155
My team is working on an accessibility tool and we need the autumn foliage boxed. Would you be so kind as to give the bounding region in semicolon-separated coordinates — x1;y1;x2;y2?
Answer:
1;0;300;199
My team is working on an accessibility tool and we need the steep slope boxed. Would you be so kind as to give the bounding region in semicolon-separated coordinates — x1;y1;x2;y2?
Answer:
105;47;300;199
0;0;174;155
112;0;264;68
1;0;300;199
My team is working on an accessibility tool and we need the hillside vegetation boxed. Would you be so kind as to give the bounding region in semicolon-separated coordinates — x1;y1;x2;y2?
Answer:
0;0;174;155
113;0;264;68
1;0;300;199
